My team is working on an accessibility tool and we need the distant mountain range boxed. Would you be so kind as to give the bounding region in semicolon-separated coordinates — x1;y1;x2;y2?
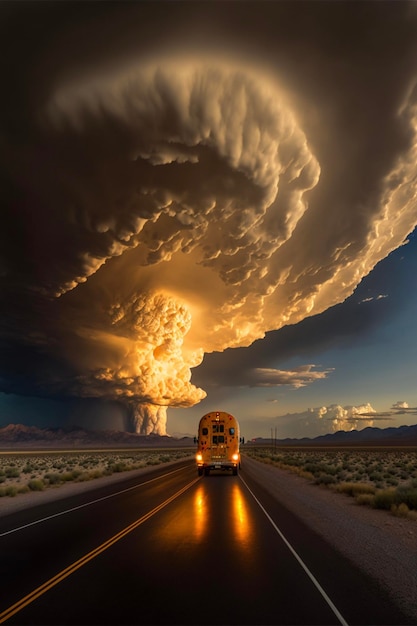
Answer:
0;422;416;449
0;424;194;449
251;423;417;447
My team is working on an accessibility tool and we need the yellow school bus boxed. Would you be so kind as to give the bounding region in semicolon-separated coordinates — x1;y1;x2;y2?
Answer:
195;411;241;476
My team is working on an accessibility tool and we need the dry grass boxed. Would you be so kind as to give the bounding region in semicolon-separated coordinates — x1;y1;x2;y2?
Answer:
245;447;417;520
0;449;192;498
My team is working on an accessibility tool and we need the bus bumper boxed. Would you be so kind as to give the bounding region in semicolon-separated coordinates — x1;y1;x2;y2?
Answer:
197;461;239;475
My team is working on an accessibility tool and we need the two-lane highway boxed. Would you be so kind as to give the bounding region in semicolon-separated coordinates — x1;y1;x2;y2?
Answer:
0;460;411;625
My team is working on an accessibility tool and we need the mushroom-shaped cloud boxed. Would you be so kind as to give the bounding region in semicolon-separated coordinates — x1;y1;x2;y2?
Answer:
1;57;417;434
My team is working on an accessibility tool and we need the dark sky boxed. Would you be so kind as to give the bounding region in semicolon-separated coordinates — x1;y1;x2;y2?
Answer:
1;1;417;437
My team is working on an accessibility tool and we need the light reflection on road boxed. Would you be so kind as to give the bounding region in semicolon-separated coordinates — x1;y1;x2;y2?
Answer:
231;482;254;549
151;482;211;547
152;477;255;559
193;485;208;542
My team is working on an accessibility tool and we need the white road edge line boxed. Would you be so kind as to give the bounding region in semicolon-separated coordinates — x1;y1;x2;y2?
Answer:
239;474;349;626
0;464;188;537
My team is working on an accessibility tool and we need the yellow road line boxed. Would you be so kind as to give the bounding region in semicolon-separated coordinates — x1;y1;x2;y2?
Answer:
0;477;200;624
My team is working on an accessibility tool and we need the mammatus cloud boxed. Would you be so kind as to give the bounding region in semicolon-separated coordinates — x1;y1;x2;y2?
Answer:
2;54;417;434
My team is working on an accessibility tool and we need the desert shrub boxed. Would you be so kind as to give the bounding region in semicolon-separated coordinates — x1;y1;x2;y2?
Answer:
291;467;314;480
372;488;397;510
44;472;62;485
5;486;17;497
5;467;20;478
315;473;337;486
395;484;417;510
80;469;104;481
334;482;375;497
61;470;82;482
28;479;45;491
369;472;383;482
356;493;375;506
280;455;302;467
372;482;417;512
108;462;129;473
18;485;30;494
75;472;88;482
303;462;323;475
391;503;410;518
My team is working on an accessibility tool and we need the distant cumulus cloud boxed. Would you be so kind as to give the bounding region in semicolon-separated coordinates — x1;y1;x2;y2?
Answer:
243;365;333;389
392;401;409;410
1;3;417;435
390;401;417;414
267;403;378;439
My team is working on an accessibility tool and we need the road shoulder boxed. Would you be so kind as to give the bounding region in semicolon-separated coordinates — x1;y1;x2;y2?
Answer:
242;455;417;624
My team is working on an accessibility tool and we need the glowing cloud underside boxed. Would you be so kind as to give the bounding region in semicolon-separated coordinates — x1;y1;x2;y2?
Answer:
2;59;417;434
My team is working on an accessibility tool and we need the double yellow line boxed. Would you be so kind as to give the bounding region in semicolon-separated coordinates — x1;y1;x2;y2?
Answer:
0;476;200;624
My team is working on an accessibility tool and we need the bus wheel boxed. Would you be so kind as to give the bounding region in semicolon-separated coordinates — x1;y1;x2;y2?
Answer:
204;467;210;476
198;467;203;476
233;467;238;476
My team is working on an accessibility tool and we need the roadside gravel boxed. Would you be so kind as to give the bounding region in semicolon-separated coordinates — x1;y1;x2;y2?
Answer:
242;455;417;624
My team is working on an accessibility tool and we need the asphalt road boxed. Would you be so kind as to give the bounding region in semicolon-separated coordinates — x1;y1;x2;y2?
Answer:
0;460;411;625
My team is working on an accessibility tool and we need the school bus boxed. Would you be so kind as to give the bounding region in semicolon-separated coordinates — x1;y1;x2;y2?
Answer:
195;411;241;476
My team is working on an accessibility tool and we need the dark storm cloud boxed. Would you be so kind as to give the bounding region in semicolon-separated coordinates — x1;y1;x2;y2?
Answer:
191;291;390;388
1;1;417;433
193;231;417;389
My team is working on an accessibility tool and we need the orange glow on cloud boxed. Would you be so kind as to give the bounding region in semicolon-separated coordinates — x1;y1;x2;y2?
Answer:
2;48;417;435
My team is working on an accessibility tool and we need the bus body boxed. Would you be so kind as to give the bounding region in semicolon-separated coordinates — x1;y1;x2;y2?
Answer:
195;411;241;476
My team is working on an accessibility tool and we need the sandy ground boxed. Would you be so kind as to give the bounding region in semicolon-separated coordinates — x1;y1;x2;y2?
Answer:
1;455;416;622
